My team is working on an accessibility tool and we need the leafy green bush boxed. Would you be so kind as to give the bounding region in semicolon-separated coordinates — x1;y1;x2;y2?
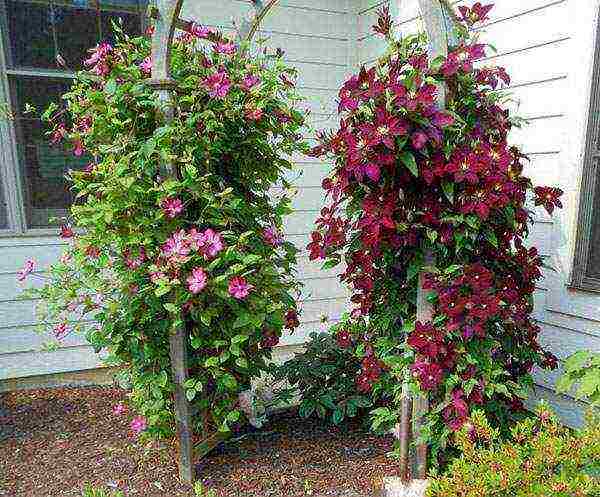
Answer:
273;319;374;425
427;404;600;497
557;351;600;407
21;22;307;438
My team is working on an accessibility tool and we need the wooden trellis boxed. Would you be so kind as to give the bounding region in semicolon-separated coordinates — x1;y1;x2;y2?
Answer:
147;0;459;488
147;0;279;484
386;1;460;495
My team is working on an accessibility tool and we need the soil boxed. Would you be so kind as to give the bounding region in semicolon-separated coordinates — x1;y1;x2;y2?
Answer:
0;386;400;497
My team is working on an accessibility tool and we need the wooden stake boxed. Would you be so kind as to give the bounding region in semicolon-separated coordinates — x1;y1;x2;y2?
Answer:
148;0;193;484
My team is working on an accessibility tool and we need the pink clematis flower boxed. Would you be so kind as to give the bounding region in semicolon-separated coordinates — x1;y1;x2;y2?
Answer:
112;403;126;416
84;42;112;67
161;198;184;218
16;259;35;282
53;323;69;340
263;226;284;247
215;42;236;55
186;267;208;294
130;416;147;435
189;23;214;39
228;276;253;300
139;56;152;75
203;70;231;98
191;228;224;259
72;139;84;157
51;123;67;145
245;107;264;121
241;74;260;91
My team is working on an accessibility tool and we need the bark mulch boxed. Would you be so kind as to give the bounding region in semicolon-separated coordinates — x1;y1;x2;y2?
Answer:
0;386;399;497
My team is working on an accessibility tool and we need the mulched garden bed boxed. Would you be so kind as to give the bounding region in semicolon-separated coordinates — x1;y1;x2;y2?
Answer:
0;386;399;497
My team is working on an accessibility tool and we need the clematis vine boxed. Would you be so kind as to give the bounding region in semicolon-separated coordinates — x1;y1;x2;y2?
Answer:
307;4;564;451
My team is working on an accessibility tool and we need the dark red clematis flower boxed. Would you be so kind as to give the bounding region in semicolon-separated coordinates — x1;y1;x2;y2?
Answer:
336;329;352;348
60;224;74;239
372;5;392;37
360;107;409;149
534;186;563;215
458;2;494;25
411;360;444;391
285;309;300;330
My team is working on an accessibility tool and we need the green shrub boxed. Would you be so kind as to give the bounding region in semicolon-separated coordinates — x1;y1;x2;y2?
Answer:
427;404;600;497
273;319;374;425
557;351;600;407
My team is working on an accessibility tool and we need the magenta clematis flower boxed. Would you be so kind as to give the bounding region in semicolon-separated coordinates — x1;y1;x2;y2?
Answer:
432;111;455;128
228;276;253;300
215;42;236;55
161;197;184;218
189;23;214;39
51;123;67;145
16;259;35;282
112;403;126;416
139;56;152;75
84;42;112;67
200;228;224;259
534;186;563;215
263;226;284;247
53;323;69;340
162;229;191;261
60;224;74;239
411;131;428;150
245;107;264;121
203;70;231;98
72;139;84;157
186;267;208;294
241;74;260;91
130;416;147;435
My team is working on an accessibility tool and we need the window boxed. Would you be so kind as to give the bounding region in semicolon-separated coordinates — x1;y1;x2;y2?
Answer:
572;11;600;291
0;0;145;230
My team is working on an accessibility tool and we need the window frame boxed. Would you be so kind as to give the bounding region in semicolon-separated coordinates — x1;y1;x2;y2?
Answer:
0;0;146;237
571;8;600;292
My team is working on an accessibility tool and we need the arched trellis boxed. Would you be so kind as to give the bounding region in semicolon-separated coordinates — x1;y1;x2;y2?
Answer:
146;0;459;488
147;0;279;483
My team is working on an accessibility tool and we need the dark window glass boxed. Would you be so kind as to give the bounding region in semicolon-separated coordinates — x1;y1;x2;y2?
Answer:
586;167;600;280
6;1;56;69
11;76;88;228
5;0;144;228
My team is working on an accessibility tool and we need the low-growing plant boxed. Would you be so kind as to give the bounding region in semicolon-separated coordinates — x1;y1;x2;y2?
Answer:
273;318;375;425
427;404;600;497
557;351;600;407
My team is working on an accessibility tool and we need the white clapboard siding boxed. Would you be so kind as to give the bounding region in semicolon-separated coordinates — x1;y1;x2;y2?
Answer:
0;0;355;380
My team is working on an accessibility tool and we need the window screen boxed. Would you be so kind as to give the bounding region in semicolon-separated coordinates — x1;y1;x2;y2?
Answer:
4;0;144;228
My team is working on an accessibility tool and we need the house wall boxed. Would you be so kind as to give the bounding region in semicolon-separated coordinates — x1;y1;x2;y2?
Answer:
0;0;357;385
357;0;600;426
2;0;598;429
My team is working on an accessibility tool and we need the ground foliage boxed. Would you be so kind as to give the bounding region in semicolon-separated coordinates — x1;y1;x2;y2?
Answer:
21;22;308;438
306;3;564;458
427;404;600;497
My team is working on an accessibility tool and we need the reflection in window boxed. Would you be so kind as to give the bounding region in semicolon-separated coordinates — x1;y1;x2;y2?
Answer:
4;0;144;228
586;168;600;280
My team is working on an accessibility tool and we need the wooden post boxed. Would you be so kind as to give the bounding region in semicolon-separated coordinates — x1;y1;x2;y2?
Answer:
147;0;193;485
382;1;459;496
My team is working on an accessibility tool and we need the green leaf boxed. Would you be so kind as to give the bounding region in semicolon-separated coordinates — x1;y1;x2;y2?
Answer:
577;370;600;398
231;334;249;344
399;151;419;177
332;408;344;425
321;258;340;271
163;302;178;314
233;313;252;329
219;373;238;391
441;181;454;204
186;389;196;402
555;374;575;395
565;350;592;373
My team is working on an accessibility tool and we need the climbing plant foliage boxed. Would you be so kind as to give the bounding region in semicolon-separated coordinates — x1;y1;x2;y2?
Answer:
22;22;308;438
307;4;563;456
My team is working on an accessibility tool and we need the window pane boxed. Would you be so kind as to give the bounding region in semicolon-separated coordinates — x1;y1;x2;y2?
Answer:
53;3;101;70
11;76;88;228
586;167;600;279
6;0;56;69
